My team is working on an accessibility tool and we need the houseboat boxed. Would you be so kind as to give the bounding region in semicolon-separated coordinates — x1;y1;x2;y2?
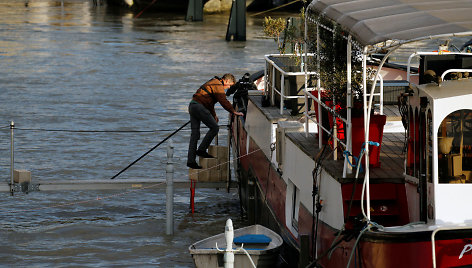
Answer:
229;0;472;267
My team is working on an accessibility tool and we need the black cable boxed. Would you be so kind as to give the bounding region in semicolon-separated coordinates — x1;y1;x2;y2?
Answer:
16;128;159;133
305;235;344;268
8;124;230;133
109;120;190;180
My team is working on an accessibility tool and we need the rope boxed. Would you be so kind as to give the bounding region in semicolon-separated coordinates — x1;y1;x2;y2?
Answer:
134;0;158;18
110;120;191;179
249;0;301;17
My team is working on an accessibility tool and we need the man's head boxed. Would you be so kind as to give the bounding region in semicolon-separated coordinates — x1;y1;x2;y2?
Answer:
222;73;236;89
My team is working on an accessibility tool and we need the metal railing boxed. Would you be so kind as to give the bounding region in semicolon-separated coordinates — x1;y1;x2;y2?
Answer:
264;53;317;114
302;74;384;160
407;51;472;84
431;225;472;268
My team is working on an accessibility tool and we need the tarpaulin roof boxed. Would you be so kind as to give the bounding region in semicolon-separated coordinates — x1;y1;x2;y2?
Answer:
307;0;472;46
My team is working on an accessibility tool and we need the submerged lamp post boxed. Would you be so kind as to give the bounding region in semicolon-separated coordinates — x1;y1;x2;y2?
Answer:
10;121;14;196
166;139;174;235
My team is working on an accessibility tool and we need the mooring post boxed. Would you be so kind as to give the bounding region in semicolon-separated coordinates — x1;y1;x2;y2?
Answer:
10;121;14;196
166;139;174;235
224;218;235;268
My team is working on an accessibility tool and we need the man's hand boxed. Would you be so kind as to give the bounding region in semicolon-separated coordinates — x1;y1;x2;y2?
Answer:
234;111;244;117
215;115;219;123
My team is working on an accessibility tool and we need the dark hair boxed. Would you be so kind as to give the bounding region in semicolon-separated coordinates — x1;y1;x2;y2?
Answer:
222;73;236;84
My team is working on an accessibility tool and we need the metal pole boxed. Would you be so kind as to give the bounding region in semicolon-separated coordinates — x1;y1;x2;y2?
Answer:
316;24;322;148
271;66;275;106
166;139;174;235
227;124;231;193
280;74;285;114
10;121;14;196
343;35;353;177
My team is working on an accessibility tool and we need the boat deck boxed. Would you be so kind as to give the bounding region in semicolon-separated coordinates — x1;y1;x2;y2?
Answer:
248;95;406;184
286;132;406;184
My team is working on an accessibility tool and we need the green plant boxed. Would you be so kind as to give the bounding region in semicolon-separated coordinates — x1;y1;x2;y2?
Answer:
263;16;286;53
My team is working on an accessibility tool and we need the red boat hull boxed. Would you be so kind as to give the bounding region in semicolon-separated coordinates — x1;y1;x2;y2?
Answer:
231;115;472;267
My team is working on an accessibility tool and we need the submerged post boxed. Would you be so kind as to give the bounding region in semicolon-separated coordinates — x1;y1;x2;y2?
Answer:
10;121;14;196
225;0;246;41
166;139;174;235
185;0;203;21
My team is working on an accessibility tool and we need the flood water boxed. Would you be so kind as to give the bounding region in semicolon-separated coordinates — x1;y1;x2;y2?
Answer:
0;1;279;266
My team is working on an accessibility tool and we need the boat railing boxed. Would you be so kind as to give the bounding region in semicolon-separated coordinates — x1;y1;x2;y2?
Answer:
302;74;384;161
441;69;472;80
264;54;317;115
303;88;347;157
406;51;472;84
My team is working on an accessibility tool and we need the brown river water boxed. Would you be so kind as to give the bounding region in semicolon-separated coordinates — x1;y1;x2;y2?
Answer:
0;1;280;266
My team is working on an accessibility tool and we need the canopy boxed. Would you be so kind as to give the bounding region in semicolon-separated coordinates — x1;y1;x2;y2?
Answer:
307;0;472;46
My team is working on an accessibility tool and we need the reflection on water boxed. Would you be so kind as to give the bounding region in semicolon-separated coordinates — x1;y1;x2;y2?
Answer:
0;0;279;266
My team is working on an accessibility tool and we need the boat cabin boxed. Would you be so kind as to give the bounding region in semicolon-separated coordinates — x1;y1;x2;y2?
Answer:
406;53;472;223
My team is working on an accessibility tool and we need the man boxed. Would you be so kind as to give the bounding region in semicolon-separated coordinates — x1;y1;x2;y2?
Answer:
187;73;244;169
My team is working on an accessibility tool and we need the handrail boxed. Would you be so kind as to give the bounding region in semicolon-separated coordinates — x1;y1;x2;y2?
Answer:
264;54;317;114
301;71;384;153
304;112;347;149
303;89;347;124
370;74;384;115
407;51;472;83
441;69;472;80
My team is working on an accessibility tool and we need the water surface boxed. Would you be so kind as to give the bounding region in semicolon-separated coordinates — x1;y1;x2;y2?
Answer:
0;1;279;266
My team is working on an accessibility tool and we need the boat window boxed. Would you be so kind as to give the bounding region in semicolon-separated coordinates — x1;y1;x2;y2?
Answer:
438;109;472;183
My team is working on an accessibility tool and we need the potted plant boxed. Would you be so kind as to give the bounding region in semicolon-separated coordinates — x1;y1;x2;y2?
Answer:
307;20;387;167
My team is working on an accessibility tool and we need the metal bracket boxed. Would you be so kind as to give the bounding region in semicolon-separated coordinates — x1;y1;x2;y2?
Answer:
11;182;40;193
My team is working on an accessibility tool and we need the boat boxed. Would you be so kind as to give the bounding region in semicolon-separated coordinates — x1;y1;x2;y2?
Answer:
229;0;472;267
189;221;283;268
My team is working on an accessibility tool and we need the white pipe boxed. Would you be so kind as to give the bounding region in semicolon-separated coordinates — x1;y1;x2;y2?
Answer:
344;35;352;177
362;46;399;221
406;52;418;83
317;25;322;148
362;48;370;220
